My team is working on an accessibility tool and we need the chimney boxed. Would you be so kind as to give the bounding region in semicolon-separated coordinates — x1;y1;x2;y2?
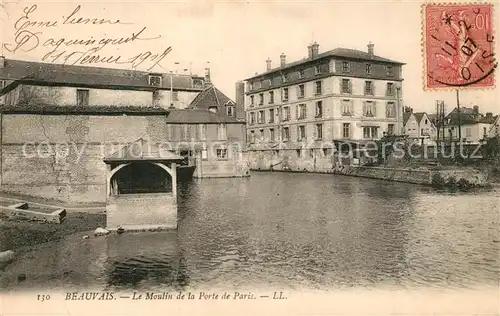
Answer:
0;56;4;69
266;58;272;71
367;42;374;57
311;42;319;58
280;53;286;67
235;81;246;120
486;112;493;119
473;105;479;114
307;44;313;58
204;67;212;87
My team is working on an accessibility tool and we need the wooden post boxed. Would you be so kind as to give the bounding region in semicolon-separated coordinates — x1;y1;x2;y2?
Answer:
106;164;112;198
171;162;177;204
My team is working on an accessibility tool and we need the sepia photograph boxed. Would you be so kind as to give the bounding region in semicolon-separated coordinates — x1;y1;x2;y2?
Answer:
0;0;498;315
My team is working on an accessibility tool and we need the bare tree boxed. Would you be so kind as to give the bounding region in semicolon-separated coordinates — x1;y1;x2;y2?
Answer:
18;85;63;106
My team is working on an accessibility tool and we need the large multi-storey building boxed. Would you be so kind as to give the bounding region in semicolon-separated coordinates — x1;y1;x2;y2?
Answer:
243;42;405;171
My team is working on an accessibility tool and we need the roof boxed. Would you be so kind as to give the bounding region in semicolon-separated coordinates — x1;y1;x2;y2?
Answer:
104;138;184;163
0;58;205;92
403;112;413;125
246;47;405;80
413;112;426;123
188;85;235;110
0;103;169;115
445;107;497;125
165;108;241;124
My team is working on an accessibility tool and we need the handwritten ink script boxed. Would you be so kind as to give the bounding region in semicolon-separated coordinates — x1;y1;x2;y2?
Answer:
424;4;496;89
3;5;172;70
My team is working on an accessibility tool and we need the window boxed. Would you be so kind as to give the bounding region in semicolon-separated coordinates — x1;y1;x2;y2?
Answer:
421;129;424;136
283;107;291;121
297;125;306;141
388;124;395;135
315;65;322;74
364;81;373;95
269;91;274;104
297;84;305;98
269;109;274;123
217;123;227;140
316;124;323;139
216;148;228;160
250;130;255;143
386;82;395;96
386;65;394;76
363;101;376;117
226;106;234;116
297;149;302;158
282;73;289;82
425;119;428;124
298;69;305;79
315;81;322;95
385;102;395;118
363;126;378;139
172;91;179;101
270;128;275;141
341;79;351;94
259;93;264;105
148;75;162;86
342;61;350;72
181;124;190;141
297;104;307;120
250;112;256;125
342;99;353;116
283;127;290;141
76;89;89;106
247;82;253;91
365;64;372;74
343;123;351;138
283;88;289;101
199;124;207;140
267;79;272;86
202;143;208;160
466;128;472;137
258;110;265;124
483;127;487;136
250;95;254;107
315;101;323;118
260;129;265;140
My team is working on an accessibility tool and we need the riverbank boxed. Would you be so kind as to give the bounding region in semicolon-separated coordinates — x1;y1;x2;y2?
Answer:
251;164;494;191
0;212;105;252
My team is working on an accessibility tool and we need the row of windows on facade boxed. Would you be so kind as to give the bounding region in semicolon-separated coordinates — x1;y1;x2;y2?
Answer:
249;80;397;106
166;123;228;141
247;100;397;125
248;62;395;90
248;123;395;143
148;75;204;89
75;89;181;106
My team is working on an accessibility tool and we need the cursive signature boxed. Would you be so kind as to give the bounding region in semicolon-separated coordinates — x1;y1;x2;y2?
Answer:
3;4;171;71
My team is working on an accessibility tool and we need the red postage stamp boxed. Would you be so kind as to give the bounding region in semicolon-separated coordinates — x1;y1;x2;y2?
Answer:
423;3;496;89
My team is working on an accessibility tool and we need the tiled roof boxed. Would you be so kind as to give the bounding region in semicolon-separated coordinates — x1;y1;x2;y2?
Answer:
246;47;405;80
0;58;204;91
104;138;184;163
413;112;426;124
188;85;235;110
403;112;413;125
165;108;241;124
445;107;497;125
0;103;169;115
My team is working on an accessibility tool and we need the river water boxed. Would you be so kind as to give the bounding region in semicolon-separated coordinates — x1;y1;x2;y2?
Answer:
1;172;499;292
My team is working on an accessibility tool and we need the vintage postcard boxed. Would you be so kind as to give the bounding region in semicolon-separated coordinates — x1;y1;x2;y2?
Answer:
0;0;499;315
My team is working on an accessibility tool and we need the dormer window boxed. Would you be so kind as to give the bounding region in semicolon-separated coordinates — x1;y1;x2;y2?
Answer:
225;101;235;116
149;75;162;87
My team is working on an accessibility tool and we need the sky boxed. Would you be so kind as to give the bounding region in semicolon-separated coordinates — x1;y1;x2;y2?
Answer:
0;0;499;114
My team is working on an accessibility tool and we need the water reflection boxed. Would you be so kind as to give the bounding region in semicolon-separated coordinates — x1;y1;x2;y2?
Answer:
1;173;498;291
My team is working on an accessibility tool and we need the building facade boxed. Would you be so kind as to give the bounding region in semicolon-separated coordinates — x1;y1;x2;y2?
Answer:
404;111;437;140
243;42;404;171
0;59;248;203
443;106;496;144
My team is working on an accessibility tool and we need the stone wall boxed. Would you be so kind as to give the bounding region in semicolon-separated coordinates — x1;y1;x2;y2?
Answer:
0;113;249;203
106;193;177;231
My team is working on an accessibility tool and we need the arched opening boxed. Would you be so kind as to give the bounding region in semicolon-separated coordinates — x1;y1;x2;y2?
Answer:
110;162;172;195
